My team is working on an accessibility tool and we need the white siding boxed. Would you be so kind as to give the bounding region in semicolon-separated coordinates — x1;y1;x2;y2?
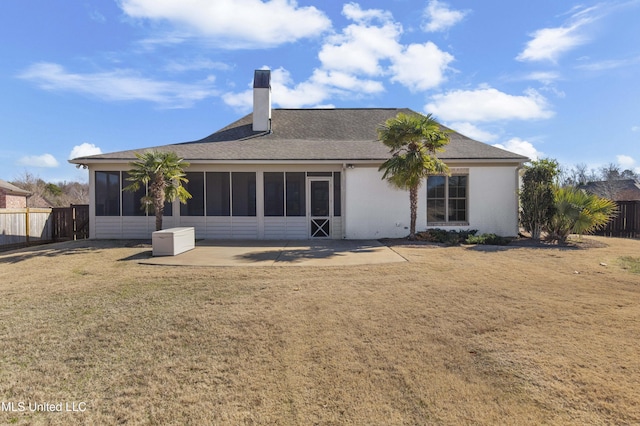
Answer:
264;217;307;239
122;217;154;239
205;217;233;238
178;217;207;239
344;165;521;239
332;216;343;239
94;217;125;239
465;167;520;236
344;167;415;239
180;217;259;239
228;217;259;239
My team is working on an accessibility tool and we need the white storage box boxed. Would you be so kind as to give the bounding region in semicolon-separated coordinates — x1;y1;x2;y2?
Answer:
152;227;195;256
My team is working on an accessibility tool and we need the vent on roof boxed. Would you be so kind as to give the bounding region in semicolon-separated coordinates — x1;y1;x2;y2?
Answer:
253;69;271;132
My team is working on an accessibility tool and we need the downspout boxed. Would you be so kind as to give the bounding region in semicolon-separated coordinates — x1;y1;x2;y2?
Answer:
515;162;526;236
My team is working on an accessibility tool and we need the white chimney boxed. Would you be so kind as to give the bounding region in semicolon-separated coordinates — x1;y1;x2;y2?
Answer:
252;69;271;132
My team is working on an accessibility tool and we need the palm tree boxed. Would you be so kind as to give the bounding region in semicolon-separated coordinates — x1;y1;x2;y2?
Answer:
124;151;192;231
546;186;617;243
378;113;450;240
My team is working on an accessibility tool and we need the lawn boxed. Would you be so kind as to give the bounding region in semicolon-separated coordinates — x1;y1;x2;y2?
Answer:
0;237;639;425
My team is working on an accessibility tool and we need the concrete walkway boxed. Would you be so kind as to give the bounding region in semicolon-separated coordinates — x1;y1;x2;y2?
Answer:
140;239;406;267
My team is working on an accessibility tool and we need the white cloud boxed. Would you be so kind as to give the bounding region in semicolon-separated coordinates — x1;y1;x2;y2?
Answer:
523;71;560;85
389;42;454;91
342;2;393;24
318;16;402;76
447;122;497;142
69;143;102;160
617;154;635;169
269;68;334;108
163;59;232;73
517;26;586;63
119;0;331;48
576;59;626;71
425;87;553;122
516;5;600;62
222;4;456;109
632;126;640;132
310;69;384;94
17;154;60;168
18;62;218;108
422;0;468;32
318;4;454;92
223;67;335;111
493;138;543;160
221;89;253;112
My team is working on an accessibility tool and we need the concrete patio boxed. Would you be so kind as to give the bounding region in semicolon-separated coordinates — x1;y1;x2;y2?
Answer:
140;239;407;267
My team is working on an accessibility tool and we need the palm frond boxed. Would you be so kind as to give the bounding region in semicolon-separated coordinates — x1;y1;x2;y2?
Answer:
377;112;451;239
123;150;191;231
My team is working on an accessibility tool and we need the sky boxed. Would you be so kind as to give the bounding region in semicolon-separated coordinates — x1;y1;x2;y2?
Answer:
1;0;639;183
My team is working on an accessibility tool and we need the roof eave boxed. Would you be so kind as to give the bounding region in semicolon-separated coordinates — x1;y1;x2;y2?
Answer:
69;157;529;166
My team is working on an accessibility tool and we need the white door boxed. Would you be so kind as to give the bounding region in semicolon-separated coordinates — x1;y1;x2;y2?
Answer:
307;177;332;238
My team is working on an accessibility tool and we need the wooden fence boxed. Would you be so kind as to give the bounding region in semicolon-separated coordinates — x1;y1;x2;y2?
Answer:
594;201;640;238
0;205;89;250
0;208;53;249
51;204;89;241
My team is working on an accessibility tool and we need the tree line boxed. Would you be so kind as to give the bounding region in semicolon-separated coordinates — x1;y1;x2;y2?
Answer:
560;162;639;186
10;172;89;208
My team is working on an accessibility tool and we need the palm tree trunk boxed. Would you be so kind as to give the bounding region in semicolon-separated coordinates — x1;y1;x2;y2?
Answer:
154;197;163;231
152;174;165;231
409;185;418;240
155;210;163;232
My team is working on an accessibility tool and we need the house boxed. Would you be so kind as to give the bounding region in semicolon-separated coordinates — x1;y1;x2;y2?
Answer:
70;70;528;240
579;179;640;238
579;179;640;201
0;179;30;208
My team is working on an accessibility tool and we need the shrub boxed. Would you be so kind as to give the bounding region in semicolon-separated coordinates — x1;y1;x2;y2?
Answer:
416;229;477;246
519;159;559;240
545;186;617;244
465;233;510;245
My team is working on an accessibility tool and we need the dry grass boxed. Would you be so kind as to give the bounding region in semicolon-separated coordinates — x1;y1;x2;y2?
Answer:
0;237;639;425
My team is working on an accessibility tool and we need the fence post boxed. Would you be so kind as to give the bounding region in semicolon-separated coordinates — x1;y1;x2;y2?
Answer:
25;207;30;245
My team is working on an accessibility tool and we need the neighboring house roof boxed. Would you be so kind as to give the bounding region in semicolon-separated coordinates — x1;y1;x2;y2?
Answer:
579;179;640;201
70;108;528;165
0;179;31;196
27;193;54;208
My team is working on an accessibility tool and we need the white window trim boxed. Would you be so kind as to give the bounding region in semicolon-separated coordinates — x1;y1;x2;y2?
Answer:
427;173;469;226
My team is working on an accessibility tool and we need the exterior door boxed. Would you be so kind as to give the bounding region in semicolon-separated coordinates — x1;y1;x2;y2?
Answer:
308;178;332;238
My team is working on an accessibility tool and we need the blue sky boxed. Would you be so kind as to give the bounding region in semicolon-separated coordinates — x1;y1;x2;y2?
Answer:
1;0;639;183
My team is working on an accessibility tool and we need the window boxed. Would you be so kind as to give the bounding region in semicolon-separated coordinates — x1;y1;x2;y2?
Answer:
286;172;305;216
448;176;467;222
263;172;306;217
95;171;120;216
333;171;341;217
427;175;467;223
206;172;230;216
232;172;256;216
181;172;205;216
122;172;145;216
163;200;173;217
264;172;284;216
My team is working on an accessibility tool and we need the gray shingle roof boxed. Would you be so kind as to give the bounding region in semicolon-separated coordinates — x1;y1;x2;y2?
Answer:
0;179;30;196
70;108;529;164
579;179;640;201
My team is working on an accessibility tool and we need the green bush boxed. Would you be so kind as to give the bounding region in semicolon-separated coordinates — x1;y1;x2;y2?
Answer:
465;233;509;245
416;229;477;246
